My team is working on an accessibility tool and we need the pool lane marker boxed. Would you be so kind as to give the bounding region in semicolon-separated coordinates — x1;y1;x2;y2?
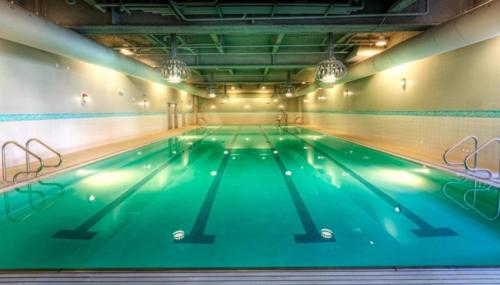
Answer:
51;129;218;240
260;126;333;243
288;131;457;238
178;126;242;244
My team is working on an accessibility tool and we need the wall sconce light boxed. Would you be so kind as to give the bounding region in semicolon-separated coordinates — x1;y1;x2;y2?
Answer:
81;93;89;105
400;77;407;90
142;95;149;108
318;95;327;101
343;89;350;97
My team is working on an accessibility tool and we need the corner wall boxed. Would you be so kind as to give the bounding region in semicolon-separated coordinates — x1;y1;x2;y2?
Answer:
197;96;300;125
301;37;500;170
0;38;195;169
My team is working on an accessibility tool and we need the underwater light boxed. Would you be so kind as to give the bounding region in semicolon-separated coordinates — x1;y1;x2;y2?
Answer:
210;171;217;176
395;206;401;213
224;150;229;155
172;230;185;241
273;150;278;154
88;194;96;202
320;228;333;239
285;171;292;176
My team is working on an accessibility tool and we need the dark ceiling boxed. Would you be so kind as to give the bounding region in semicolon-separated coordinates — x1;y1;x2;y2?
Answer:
15;0;480;91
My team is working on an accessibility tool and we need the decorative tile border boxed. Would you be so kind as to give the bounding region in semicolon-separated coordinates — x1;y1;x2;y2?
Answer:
0;112;167;122
303;110;500;118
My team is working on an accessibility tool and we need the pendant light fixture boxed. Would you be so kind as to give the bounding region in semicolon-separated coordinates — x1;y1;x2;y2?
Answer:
284;71;294;98
315;32;347;83
160;34;190;83
208;72;217;98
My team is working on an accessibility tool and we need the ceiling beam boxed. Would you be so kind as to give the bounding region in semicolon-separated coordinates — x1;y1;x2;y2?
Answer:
71;24;432;35
210;34;234;75
389;0;418;13
188;64;314;70
264;33;286;77
81;0;107;13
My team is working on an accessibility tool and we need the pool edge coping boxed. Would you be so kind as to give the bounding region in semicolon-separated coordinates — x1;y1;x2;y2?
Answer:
302;125;500;189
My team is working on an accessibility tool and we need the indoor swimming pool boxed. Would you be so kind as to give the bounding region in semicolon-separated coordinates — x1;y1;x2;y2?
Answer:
0;125;499;270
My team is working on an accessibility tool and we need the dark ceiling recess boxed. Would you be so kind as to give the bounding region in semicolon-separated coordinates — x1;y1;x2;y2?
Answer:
17;0;473;89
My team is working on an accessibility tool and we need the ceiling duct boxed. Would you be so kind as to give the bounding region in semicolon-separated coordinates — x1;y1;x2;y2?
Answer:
297;0;500;96
0;1;207;97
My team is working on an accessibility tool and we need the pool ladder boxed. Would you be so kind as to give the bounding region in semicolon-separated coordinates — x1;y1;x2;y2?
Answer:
443;135;499;182
1;138;63;184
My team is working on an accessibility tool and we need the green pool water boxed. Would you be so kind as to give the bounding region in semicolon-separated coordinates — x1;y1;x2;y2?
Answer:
1;125;499;270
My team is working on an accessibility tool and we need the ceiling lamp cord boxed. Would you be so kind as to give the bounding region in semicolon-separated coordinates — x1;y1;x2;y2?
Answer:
208;72;217;98
160;33;191;83
315;32;347;84
285;71;294;98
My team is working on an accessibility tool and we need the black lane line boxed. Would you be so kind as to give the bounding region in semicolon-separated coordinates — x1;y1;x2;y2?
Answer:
180;126;242;244
260;126;331;243
288;131;457;238
52;129;217;240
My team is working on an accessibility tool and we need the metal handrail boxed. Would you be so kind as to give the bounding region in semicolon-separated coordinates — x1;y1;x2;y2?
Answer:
294;116;304;125
2;141;44;183
463;186;500;220
464;137;500;180
196;117;207;125
25;138;63;171
443;135;479;169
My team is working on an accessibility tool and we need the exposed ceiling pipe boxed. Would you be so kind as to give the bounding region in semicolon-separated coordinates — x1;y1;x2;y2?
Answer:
0;1;207;97
296;0;500;96
166;0;430;22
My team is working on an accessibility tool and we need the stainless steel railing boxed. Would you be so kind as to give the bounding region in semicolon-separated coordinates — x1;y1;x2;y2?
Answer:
443;135;479;169
1;138;63;184
464;137;500;180
196;117;208;125
2;141;44;183
25;138;63;171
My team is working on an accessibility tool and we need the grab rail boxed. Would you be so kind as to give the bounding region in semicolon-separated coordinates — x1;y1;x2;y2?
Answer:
463;186;500;220
294;117;304;125
25;138;63;171
443;135;479;169
464;137;500;180
196;117;208;125
1;141;44;183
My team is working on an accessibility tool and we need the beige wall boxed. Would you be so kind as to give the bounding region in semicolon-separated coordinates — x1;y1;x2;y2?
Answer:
302;37;500;170
197;95;299;125
0;38;195;170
